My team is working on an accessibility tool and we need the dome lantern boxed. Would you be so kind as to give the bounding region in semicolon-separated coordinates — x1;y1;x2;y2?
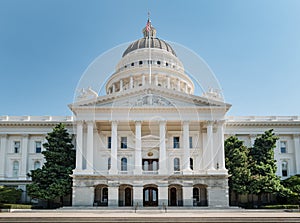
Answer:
142;18;157;38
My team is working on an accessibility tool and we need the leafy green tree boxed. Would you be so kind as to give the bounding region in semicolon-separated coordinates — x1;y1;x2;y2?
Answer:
248;129;282;205
225;136;251;205
281;175;300;204
27;123;75;208
0;186;22;204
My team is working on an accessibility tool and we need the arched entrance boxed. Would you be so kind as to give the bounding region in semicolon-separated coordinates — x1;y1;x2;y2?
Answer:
193;184;208;206
168;184;183;206
119;185;133;206
94;184;108;206
143;185;158;206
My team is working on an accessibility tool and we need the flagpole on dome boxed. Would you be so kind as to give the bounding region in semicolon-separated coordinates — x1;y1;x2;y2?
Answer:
146;12;152;85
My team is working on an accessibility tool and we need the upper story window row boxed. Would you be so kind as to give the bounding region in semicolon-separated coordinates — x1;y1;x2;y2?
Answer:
11;140;43;154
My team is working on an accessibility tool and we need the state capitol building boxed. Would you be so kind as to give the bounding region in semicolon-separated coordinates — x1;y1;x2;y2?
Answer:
0;20;299;208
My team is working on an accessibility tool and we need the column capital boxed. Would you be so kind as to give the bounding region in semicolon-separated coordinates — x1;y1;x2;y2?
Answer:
111;120;119;125
182;120;190;125
206;120;214;126
75;120;84;125
0;134;8;139
159;120;167;125
135;120;142;125
86;120;94;125
216;120;226;126
293;134;300;139
22;134;29;138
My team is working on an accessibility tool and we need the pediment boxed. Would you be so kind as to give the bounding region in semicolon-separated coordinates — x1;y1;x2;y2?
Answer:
70;86;230;111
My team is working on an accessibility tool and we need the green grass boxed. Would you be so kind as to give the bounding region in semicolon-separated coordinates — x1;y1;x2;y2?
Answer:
0;203;32;209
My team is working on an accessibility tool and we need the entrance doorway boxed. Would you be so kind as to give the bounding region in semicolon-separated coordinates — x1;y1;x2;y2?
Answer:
170;188;177;206
143;187;158;206
125;187;132;206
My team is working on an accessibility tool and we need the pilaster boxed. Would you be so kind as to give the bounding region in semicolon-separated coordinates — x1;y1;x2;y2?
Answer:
20;134;29;179
293;134;300;174
0;134;7;178
108;182;119;207
158;182;168;206
133;182;143;207
182;121;192;174
182;182;193;206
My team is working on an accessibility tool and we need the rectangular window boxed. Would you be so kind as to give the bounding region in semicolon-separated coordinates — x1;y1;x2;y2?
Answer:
189;136;193;149
173;137;180;148
121;137;127;149
280;141;287;153
14;141;20;153
107;136;111;149
35;141;42;153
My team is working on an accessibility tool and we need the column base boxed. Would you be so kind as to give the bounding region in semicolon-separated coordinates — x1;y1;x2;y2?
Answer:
133;169;142;175
109;169;118;175
182;168;193;175
73;169;94;175
159;168;168;175
207;168;228;175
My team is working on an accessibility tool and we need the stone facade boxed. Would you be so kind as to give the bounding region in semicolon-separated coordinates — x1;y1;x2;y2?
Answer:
0;21;299;208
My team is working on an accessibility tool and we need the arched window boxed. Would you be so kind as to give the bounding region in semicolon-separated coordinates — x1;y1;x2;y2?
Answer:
190;158;193;170
143;161;149;171
174;158;180;171
13;161;19;177
34;161;41;170
282;161;288;177
121;157;127;171
108;157;111;170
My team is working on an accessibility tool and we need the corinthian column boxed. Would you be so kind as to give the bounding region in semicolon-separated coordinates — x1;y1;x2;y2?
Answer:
159;121;167;175
109;121;118;175
134;121;142;174
86;121;94;174
75;121;83;171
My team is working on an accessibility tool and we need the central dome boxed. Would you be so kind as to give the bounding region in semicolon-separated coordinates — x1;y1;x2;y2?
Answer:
122;38;177;57
105;19;195;96
122;21;176;57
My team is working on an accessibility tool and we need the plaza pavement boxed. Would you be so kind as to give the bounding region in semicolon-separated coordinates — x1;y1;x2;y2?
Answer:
0;208;300;222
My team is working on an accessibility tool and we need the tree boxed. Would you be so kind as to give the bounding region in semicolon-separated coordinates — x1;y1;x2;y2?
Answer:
225;136;251;205
27;123;75;208
281;175;300;204
248;129;282;205
0;186;22;204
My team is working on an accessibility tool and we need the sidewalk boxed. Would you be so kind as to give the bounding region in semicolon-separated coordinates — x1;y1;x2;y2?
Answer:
0;208;300;222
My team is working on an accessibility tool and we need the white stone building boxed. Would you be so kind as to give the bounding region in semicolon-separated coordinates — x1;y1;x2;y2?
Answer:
0;21;299;207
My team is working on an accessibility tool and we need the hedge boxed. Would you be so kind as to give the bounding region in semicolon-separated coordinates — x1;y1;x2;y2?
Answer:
0;203;32;209
262;205;299;209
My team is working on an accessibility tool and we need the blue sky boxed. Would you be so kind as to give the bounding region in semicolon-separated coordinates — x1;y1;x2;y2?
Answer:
0;0;299;116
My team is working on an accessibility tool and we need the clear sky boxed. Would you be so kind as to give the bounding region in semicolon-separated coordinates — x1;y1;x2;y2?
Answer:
0;0;299;116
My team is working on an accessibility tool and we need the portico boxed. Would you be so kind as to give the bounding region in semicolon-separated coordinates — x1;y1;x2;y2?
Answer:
70;19;230;208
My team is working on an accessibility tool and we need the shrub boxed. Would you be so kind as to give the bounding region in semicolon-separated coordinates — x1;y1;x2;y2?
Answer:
262;204;299;209
0;186;22;203
0;203;32;209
